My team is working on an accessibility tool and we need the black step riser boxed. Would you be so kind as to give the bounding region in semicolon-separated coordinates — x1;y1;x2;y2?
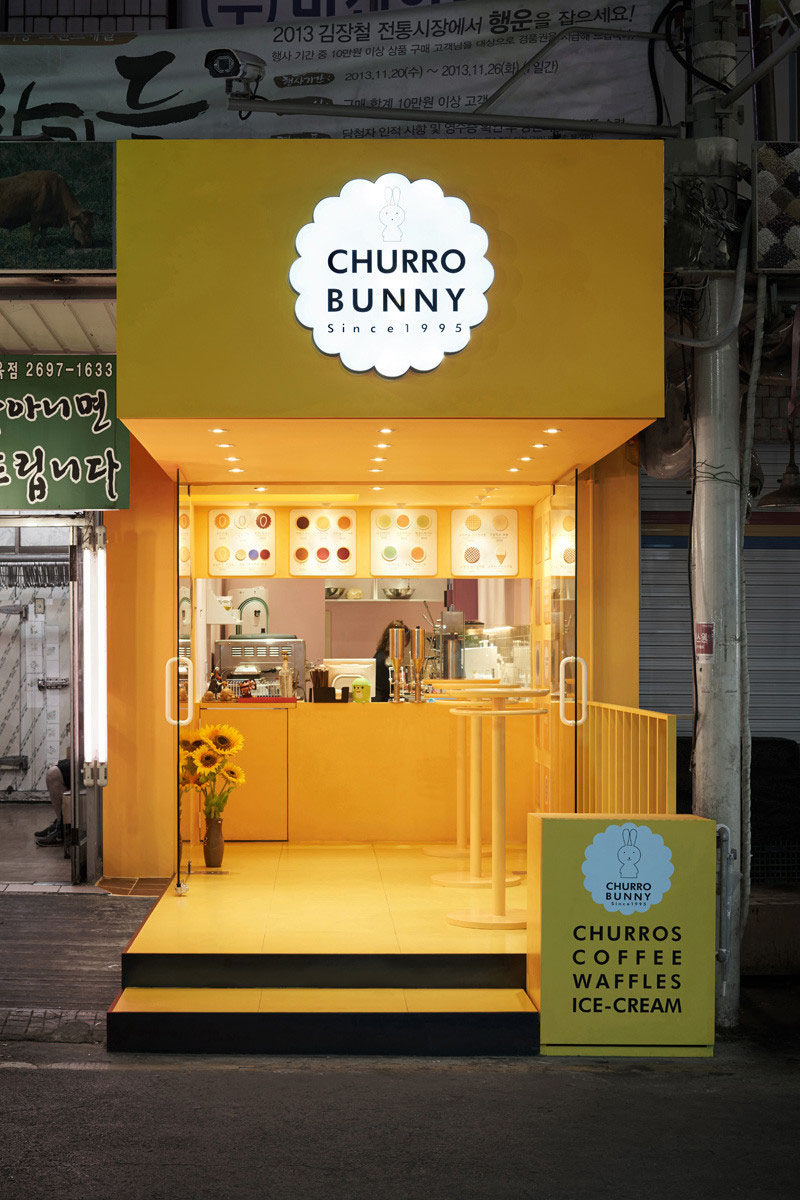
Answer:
121;952;526;991
107;1011;540;1056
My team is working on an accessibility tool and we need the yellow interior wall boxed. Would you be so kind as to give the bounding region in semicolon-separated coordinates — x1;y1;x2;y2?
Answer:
191;503;533;580
117;139;664;422
104;436;177;879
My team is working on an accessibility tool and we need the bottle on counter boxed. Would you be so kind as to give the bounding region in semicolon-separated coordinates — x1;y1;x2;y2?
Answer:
279;649;294;698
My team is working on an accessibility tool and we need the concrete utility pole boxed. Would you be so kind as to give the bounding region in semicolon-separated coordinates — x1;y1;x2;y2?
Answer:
689;0;742;1027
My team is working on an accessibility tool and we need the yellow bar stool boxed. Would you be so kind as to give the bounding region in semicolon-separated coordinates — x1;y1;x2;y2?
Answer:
444;688;547;929
421;679;504;860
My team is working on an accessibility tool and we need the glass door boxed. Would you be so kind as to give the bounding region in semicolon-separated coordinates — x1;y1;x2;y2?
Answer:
530;473;581;812
173;476;193;889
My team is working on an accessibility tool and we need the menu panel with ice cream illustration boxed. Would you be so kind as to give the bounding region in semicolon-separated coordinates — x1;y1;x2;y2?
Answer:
450;508;518;577
208;509;276;577
370;509;437;576
289;508;357;576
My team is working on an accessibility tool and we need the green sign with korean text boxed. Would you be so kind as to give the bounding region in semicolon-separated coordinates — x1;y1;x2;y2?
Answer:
0;356;128;509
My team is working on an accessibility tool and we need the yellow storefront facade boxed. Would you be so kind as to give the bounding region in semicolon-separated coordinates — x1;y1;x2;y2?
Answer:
102;138;714;1056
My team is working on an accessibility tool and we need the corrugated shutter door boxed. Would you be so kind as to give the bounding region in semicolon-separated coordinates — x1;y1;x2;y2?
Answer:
639;445;800;739
640;547;693;734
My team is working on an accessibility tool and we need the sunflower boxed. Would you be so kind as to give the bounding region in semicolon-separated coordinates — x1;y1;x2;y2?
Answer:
201;723;244;756
179;750;202;787
180;728;213;755
195;745;224;777
220;762;246;788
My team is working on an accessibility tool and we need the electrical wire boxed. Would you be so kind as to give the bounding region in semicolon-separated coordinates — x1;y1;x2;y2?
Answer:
649;0;684;126
668;210;752;348
666;6;732;94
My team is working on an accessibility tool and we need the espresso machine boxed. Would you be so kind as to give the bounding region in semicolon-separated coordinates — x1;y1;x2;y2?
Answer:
214;635;306;698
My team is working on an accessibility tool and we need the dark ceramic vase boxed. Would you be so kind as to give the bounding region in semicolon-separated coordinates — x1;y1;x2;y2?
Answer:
203;817;224;868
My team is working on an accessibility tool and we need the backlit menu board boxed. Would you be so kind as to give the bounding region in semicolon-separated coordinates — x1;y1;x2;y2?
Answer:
370;509;437;576
208;508;276;577
450;508;518;577
289;508;357;576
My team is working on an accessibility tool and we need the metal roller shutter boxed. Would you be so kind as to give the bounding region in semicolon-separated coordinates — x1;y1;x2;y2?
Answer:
639;445;800;739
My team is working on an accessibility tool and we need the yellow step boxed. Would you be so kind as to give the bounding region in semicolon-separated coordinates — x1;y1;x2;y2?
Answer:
112;987;536;1014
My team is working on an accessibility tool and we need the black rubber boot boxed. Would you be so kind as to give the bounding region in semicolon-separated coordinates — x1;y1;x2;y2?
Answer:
34;817;58;839
35;817;64;846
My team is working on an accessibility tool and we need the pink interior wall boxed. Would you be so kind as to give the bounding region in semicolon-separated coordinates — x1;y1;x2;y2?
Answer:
453;579;478;620
222;578;326;663
268;579;326;662
327;600;445;659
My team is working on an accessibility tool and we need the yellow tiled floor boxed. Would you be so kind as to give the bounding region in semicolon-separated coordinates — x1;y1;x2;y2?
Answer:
128;843;528;957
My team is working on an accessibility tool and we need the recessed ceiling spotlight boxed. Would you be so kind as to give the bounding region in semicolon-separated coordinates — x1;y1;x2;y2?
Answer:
210;427;228;433
229;468;244;474
370;468;383;474
372;486;383;492
374;443;391;449
371;457;386;463
532;443;548;450
254;487;267;493
379;427;394;434
544;427;561;434
217;443;233;449
224;456;241;462
520;456;532;462
508;467;520;473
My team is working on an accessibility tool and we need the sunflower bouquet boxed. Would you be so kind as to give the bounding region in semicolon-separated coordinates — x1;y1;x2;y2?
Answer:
179;723;246;821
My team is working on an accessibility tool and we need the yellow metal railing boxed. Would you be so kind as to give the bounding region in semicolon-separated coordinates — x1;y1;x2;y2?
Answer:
577;702;676;815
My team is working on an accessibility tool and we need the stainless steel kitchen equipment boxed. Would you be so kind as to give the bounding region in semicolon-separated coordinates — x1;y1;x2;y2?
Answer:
214;635;306;697
388;622;407;704
411;626;426;703
441;633;464;679
433;610;465;679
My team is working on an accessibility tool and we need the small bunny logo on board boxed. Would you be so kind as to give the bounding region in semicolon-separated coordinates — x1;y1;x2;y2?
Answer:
617;827;641;878
582;823;674;913
379;187;405;242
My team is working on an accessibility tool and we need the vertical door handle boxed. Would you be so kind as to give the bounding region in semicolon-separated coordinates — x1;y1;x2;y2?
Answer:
178;657;194;728
165;657;179;726
558;656;588;727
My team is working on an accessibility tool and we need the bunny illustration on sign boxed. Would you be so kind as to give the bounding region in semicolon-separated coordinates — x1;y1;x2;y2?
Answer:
617;827;641;878
379;186;405;241
583;823;673;913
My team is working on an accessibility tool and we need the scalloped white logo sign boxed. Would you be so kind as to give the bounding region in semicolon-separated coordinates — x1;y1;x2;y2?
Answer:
289;173;493;378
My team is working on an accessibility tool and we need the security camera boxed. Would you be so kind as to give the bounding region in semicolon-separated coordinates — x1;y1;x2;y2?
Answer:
204;48;266;97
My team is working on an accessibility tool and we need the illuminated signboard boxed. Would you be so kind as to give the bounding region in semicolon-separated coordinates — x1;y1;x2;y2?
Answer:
289;173;493;378
528;815;716;1057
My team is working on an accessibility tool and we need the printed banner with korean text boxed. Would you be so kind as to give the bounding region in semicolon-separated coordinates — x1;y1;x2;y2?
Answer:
0;356;129;509
0;0;658;141
182;0;469;31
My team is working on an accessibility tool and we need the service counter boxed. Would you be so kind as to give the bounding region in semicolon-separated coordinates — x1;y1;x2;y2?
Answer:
197;701;537;845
